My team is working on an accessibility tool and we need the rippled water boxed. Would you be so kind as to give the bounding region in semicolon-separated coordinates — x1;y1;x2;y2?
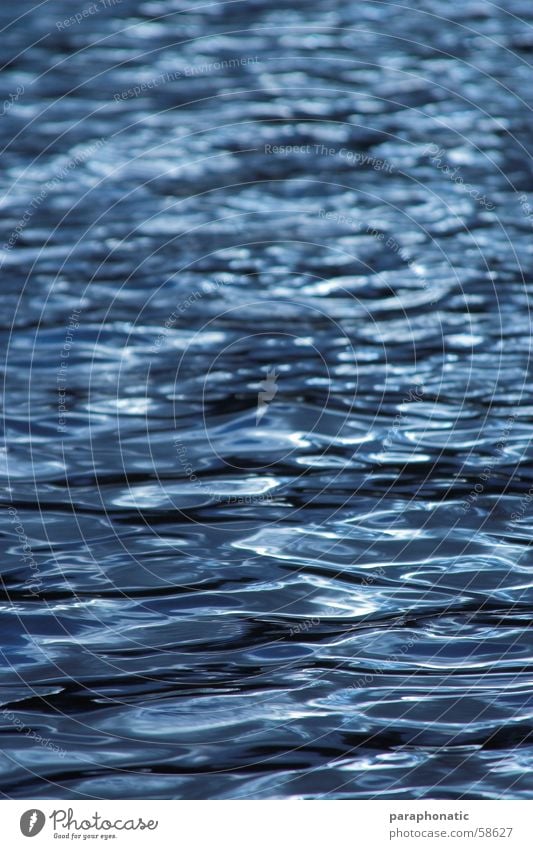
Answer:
1;0;533;800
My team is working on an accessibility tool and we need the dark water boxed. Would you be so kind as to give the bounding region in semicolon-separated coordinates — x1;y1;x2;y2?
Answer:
1;0;533;800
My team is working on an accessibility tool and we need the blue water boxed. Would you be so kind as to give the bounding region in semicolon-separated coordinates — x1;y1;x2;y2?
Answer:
1;0;533;799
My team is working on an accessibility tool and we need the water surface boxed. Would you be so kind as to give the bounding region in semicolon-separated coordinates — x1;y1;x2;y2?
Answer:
1;0;533;799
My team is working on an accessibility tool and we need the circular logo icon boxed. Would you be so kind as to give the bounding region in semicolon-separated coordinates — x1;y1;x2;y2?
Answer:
20;810;46;837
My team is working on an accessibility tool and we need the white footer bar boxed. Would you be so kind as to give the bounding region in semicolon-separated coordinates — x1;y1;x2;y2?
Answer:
3;800;533;848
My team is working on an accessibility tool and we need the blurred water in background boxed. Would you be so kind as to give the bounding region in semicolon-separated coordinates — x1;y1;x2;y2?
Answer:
1;0;533;799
